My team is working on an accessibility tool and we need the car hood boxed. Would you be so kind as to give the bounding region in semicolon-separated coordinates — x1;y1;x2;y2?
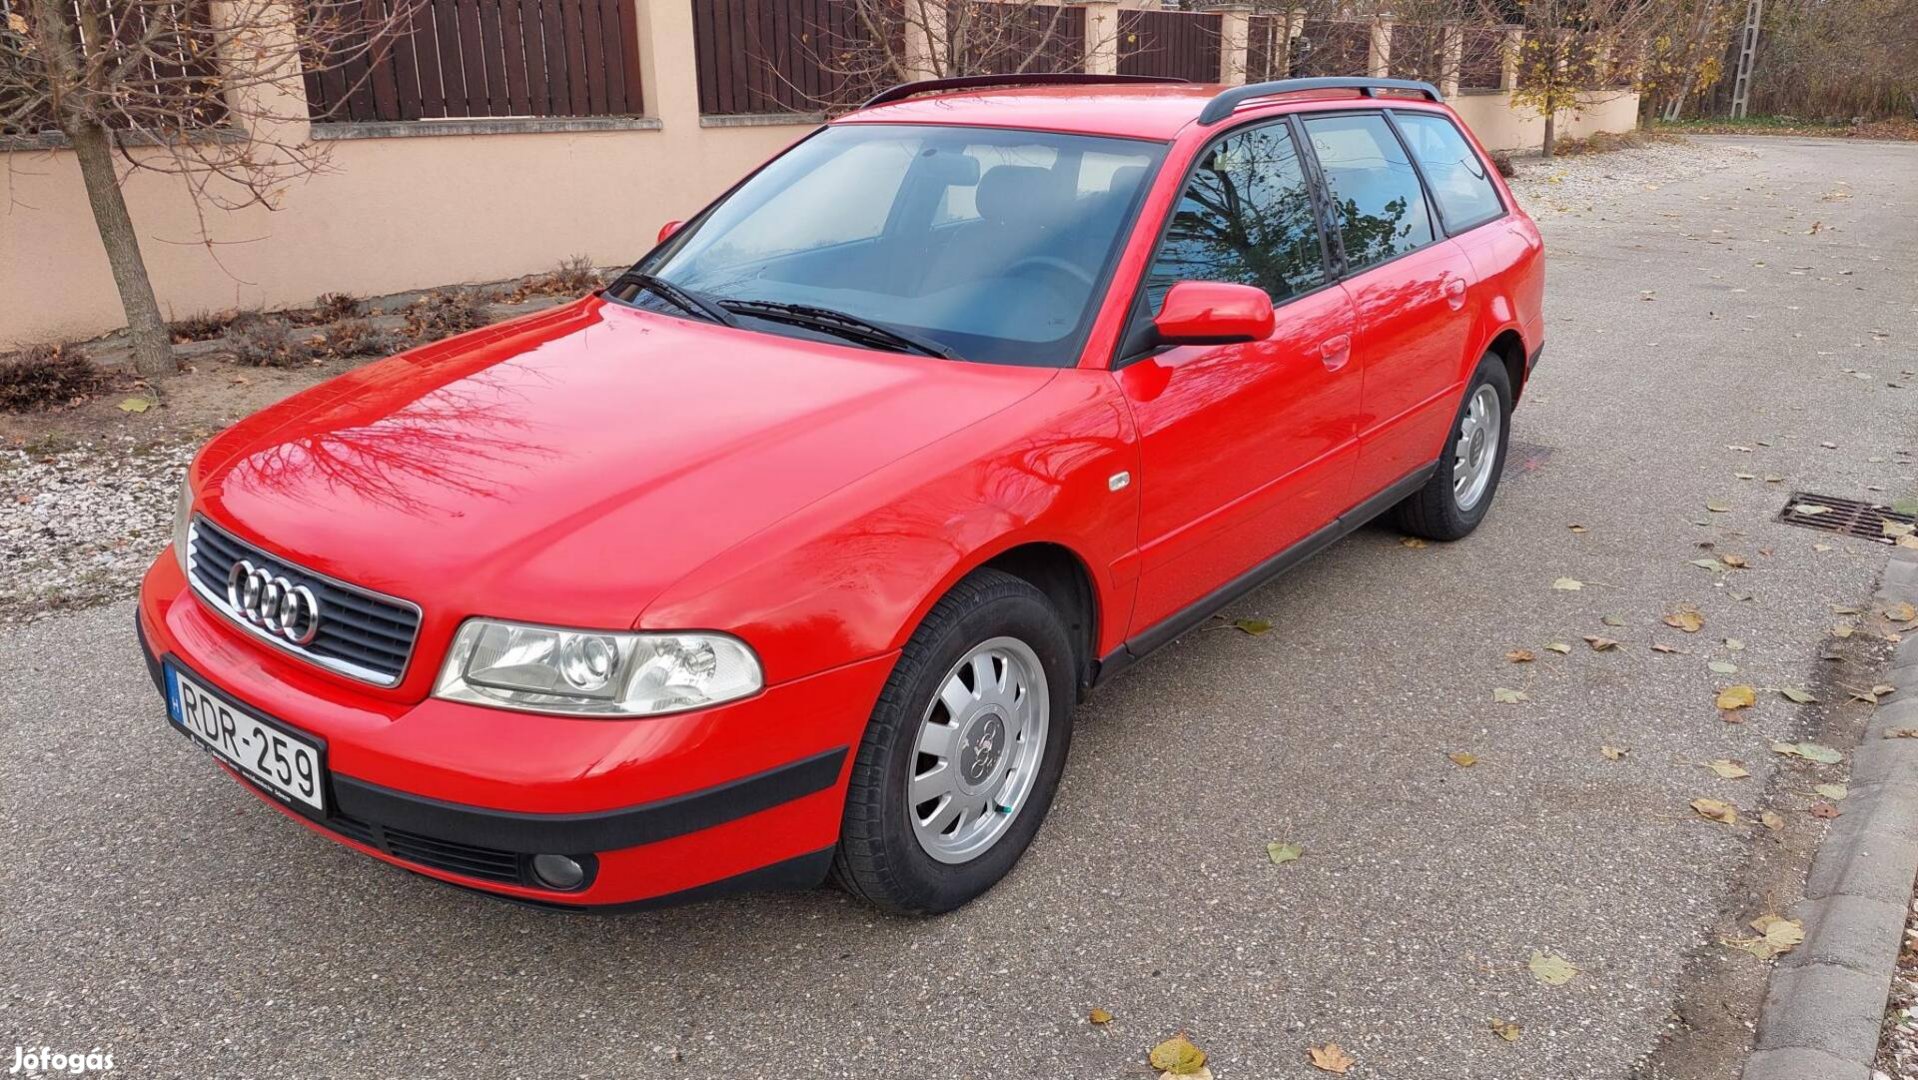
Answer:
195;297;1056;630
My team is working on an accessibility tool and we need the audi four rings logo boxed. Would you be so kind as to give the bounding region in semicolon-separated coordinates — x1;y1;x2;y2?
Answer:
226;559;322;645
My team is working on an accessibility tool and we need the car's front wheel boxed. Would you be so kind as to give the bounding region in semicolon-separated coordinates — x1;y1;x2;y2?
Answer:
832;568;1074;915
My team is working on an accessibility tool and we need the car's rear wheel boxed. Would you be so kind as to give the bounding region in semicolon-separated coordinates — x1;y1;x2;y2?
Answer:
832;568;1074;915
1391;352;1513;541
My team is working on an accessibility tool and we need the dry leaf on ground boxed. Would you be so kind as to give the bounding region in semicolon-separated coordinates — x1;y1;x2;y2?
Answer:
1267;842;1303;865
1090;1008;1113;1025
1552;578;1584;591
1528;950;1578;985
1665;608;1705;633
1780;687;1817;704
1506;649;1536;663
1810;802;1842;819
1545;642;1573;654
1815;783;1848;801
1494;688;1529;704
1149;1035;1208;1075
1705;760;1750;779
1726;915;1804;959
1585;636;1620;651
1601;745;1629;760
1449;751;1479;768
1308;1044;1356;1075
1489;1018;1522;1042
1760;810;1785;831
1716;685;1757;710
1691;798;1739;825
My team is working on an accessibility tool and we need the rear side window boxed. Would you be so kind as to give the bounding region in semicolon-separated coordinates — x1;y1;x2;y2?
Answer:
1393;112;1505;232
1301;113;1435;272
1143;121;1327;310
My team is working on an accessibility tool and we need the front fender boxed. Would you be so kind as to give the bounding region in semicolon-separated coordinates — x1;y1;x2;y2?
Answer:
638;370;1141;688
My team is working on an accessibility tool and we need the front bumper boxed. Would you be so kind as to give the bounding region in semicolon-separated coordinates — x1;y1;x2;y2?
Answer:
138;552;893;908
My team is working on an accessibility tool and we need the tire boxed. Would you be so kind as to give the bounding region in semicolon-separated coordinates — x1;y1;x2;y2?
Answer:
831;568;1075;915
1390;352;1514;542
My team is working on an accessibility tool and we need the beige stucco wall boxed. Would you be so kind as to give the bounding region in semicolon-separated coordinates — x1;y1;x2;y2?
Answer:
1453;88;1644;154
0;1;1642;349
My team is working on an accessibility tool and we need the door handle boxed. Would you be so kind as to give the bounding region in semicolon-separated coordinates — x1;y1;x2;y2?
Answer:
1319;333;1352;372
1442;277;1468;310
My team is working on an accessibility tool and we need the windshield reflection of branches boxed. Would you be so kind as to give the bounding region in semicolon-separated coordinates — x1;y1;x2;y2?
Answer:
1146;132;1324;309
226;366;552;514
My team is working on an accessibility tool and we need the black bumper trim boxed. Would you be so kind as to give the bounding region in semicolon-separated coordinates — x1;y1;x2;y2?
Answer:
456;846;837;913
331;747;849;856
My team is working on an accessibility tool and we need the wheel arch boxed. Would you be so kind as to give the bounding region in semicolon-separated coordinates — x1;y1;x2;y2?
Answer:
1483;326;1529;402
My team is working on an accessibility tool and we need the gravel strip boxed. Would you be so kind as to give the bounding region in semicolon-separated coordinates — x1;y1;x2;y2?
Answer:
1880;893;1918;1079
1508;137;1760;219
1;440;190;624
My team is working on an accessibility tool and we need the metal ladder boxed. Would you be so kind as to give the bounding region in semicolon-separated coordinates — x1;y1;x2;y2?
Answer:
1729;0;1763;119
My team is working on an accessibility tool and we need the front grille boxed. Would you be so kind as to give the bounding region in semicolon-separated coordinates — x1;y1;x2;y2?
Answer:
323;813;526;886
186;516;422;686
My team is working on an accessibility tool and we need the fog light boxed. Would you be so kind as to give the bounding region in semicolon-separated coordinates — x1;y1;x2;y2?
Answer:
531;853;586;891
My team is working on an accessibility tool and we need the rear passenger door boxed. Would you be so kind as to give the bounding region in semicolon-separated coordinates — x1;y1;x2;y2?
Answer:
1301;112;1478;499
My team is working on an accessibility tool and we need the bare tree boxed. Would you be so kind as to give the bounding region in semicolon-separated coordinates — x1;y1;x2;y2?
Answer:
1636;0;1738;119
801;0;1107;110
1;0;399;377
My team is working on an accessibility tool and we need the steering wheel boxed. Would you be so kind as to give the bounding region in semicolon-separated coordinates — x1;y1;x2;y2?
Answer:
1003;255;1096;291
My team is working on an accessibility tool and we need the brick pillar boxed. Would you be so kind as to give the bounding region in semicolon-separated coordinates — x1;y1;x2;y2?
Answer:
903;0;948;80
209;0;310;141
1219;6;1252;85
1368;16;1392;78
634;0;702;124
1500;26;1523;91
1439;24;1463;97
1084;0;1121;76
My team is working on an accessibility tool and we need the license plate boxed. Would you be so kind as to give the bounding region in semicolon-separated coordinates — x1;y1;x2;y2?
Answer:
166;665;326;812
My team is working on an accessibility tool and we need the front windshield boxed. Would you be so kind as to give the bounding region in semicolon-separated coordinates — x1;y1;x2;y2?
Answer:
622;124;1165;366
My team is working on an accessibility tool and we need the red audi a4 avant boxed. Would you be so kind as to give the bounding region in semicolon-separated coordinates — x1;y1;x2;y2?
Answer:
139;74;1543;914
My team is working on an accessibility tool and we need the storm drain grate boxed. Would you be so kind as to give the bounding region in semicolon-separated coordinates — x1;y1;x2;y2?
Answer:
1777;492;1916;543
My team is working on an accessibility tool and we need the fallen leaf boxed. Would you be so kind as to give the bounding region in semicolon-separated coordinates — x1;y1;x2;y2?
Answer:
1602;614;1626;627
1810;802;1842;819
1528;950;1579;985
1706;501;1732;513
1771;741;1843;764
1584;636;1620;652
1691;798;1739;825
1734;471;1756;481
1793;503;1831;516
1725;638;1746;651
1833;623;1855;639
1721;554;1750;568
1888;602;1917;622
1090;1008;1114;1025
1449;751;1479;768
1709;661;1739;674
1815;783;1847;801
118;397;152;413
1654;643;1683;654
1149;1035;1208;1075
1552;578;1584;591
1494;687;1529;704
1489;1018;1522;1042
1760;810;1785;831
1601;745;1629;761
1764;474;1785;483
1665;609;1706;633
1307;1044;1355;1075
1779;687;1817;704
1704;760;1750;779
1690;558;1728;572
1568;524;1588;533
1545;642;1573;654
1266;841;1304;865
1715;685;1756;710
1888;728;1918;739
1506;649;1536;663
1727;915;1805;959
1233;618;1272;636
1400;536;1428;549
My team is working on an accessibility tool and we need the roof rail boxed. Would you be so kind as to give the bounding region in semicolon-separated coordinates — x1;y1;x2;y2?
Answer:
1197;77;1442;125
861;73;1190;110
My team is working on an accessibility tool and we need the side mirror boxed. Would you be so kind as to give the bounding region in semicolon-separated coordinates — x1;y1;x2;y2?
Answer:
657;219;684;244
1152;281;1274;346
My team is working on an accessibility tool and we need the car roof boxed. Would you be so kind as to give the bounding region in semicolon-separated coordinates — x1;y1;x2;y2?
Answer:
832;82;1433;141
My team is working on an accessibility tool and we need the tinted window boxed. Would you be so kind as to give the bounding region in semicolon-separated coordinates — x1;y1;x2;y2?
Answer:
1302;114;1435;271
635;125;1161;367
1143;121;1327;311
1394;112;1505;231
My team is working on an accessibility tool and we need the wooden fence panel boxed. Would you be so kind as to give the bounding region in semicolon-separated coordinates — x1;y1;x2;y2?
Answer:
1291;18;1368;78
1245;13;1285;81
1117;8;1220;82
1458;25;1506;88
951;2;1084;75
1388;22;1444;84
692;0;898;115
303;0;643;121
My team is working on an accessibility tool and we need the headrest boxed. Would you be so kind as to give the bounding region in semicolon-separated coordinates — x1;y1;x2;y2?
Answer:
976;165;1065;225
1106;165;1148;197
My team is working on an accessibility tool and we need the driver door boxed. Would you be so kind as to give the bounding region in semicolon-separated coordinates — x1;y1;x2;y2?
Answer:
1118;117;1362;634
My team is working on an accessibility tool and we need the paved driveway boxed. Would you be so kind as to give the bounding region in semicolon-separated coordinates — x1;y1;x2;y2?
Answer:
4;137;1915;1079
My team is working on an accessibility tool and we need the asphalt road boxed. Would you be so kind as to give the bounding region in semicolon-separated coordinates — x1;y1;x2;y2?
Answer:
4;137;1916;1079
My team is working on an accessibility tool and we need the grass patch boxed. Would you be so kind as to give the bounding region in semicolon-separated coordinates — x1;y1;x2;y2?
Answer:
1653;115;1918;141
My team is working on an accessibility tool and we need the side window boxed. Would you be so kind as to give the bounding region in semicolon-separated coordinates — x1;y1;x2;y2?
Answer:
1301;113;1435;272
1142;121;1328;312
1394;112;1505;232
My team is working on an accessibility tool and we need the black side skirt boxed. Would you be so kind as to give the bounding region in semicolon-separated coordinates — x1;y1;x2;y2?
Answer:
1093;461;1436;687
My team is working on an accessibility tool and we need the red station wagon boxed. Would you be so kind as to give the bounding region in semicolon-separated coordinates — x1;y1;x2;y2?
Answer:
138;74;1544;914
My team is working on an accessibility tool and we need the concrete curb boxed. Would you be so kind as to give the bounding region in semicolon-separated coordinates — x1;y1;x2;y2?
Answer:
1744;546;1918;1080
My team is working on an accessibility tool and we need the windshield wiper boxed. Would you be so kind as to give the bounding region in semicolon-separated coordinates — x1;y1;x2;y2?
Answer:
719;299;958;360
620;273;736;326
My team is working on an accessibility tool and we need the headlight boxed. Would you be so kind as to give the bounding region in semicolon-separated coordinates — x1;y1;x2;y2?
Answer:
172;475;193;576
434;619;763;717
